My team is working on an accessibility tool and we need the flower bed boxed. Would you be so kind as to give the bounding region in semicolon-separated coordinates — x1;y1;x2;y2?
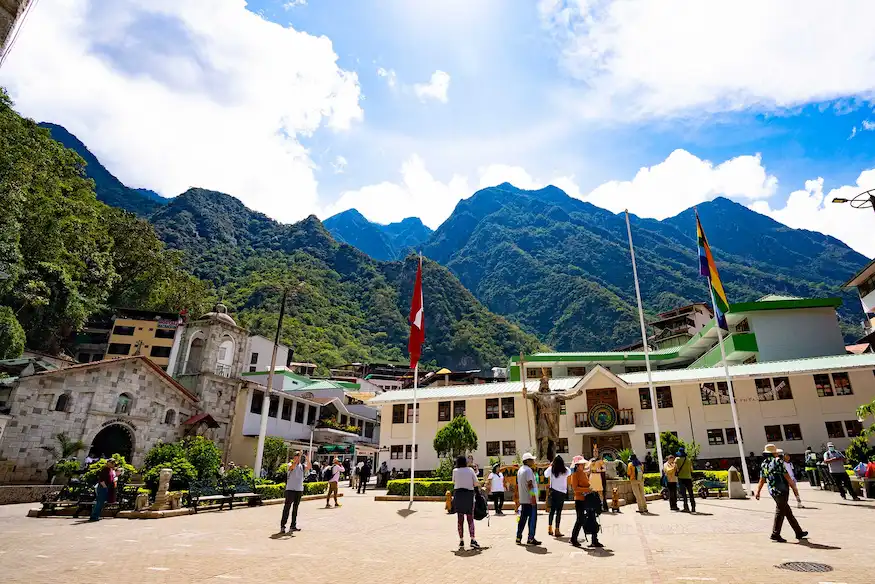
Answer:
386;479;454;497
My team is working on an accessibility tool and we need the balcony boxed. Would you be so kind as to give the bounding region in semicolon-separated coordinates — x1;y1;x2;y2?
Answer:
214;363;232;378
573;408;635;434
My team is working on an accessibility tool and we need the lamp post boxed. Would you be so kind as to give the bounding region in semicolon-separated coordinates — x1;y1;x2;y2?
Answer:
831;189;875;214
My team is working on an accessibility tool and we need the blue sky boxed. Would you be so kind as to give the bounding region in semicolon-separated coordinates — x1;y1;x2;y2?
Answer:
3;1;875;256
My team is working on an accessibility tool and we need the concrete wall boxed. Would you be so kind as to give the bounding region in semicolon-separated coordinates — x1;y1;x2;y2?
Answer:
246;336;290;373
749;308;845;362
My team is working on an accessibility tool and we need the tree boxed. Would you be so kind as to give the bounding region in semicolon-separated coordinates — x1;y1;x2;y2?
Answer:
40;432;85;460
262;436;287;475
183;435;222;479
433;416;478;458
846;436;873;466
660;431;701;461
858;399;875;438
0;306;25;359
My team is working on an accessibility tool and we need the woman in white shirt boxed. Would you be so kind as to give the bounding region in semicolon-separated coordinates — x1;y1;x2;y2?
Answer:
452;455;481;550
486;463;506;516
544;455;569;538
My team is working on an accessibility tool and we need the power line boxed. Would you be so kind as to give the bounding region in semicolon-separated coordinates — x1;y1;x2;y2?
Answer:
0;0;41;71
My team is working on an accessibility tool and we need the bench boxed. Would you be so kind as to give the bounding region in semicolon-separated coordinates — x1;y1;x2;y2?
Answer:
189;480;231;513
38;484;81;517
73;478;134;518
226;480;263;509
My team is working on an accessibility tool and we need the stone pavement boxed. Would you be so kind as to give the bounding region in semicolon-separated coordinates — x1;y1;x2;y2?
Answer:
0;483;872;584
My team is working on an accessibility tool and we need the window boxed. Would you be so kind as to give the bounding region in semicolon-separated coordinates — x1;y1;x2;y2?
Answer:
76;352;89;363
365;422;374;439
825;421;845;438
113;326;135;336
644;432;656;449
340;415;347;425
656;386;673;408
527;367;551;379
639;388;652;409
773;377;793;400
568;366;587;376
392;404;405;424
107;343;131;355
54;394;70;412
250;352;259;365
814;374;833;397
268;396;279;418
406;403;419;423
281;400;292;421
845;420;863;437
164;409;176;425
701;381;730;405
501;397;515;418
251;391;264;414
486;398;500;419
307;406;316;425
390;445;403;460
486;441;501;456
115;393;132;415
405;444;418;459
783;424;803;441
560;403;566;416
707;429;725;445
755;378;774;401
248;366;256;373
625;366;646;373
150;345;172;358
294;402;305;424
453;400;466;418
438;401;451;422
743;355;758;365
155;328;176;339
764;425;783;442
726;428;739;444
832;372;853;395
558;438;569;453
502;441;517;456
735;318;750;332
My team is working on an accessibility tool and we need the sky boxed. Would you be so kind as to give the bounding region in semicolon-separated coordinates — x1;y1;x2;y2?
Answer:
4;1;875;257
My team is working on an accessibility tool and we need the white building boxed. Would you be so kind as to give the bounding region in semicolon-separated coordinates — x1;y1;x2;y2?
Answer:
371;354;875;472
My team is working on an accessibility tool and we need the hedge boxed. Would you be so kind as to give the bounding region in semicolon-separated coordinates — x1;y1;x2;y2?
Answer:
255;481;329;500
643;470;729;489
386;479;454;497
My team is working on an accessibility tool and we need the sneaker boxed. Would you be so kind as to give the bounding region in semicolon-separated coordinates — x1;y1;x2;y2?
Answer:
458;540;465;550
590;540;604;548
770;534;787;543
527;538;542;546
470;540;481;550
547;525;553;536
515;537;523;545
570;539;581;548
325;504;332;508
279;527;286;534
291;526;301;532
796;531;808;539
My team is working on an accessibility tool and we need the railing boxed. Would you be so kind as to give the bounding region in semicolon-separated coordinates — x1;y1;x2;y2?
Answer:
214;363;232;378
574;408;635;428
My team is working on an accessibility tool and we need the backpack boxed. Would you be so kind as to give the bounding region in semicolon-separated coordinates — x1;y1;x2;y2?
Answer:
628;463;638;481
322;467;333;482
473;489;488;521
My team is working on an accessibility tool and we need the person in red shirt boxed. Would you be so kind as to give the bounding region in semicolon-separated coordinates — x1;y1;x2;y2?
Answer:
89;459;117;521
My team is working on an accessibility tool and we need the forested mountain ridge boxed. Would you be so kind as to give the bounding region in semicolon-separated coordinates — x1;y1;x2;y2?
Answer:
323;209;432;261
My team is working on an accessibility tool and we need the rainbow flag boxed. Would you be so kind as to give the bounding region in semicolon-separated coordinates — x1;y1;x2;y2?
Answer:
697;212;729;330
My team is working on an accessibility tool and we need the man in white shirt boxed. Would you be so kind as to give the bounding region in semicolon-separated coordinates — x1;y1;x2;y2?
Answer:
280;451;310;533
516;453;541;546
326;458;343;508
824;442;859;501
486;464;506;515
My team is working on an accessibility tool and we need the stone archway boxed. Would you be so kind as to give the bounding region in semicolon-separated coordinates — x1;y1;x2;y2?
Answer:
89;423;135;462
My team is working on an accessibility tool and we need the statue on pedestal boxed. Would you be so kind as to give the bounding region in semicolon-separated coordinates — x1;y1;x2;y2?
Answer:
522;369;584;461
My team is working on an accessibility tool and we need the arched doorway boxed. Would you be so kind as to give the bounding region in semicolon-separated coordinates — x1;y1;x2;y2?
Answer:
89;424;134;462
185;336;205;374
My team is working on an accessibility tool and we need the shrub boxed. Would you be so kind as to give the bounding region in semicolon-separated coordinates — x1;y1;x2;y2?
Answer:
143;441;185;470
431;458;454;481
53;459;81;477
0;306;25;359
183;436;222;479
386;479;454;497
642;470;729;489
304;482;328;496
143;456;198;492
224;465;254;485
82;454;136;485
846;436;874;466
255;481;328;500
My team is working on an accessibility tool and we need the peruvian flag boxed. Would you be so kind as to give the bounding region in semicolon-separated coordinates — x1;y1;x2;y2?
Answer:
408;256;425;369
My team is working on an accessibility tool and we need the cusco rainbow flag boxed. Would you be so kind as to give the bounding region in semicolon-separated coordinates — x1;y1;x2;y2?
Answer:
697;212;729;330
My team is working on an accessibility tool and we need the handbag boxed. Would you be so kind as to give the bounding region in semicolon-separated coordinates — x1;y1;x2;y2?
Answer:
473;488;488;521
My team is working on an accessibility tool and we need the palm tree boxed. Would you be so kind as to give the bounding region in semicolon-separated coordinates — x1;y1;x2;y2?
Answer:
40;432;86;460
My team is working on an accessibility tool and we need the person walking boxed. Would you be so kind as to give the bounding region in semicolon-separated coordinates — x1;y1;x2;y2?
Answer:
569;455;591;547
452;455;481;550
627;454;647;513
358;460;372;494
326;458;343;508
280;451;310;533
644;451;655;473
755;443;808;542
486;464;506;515
824;442;859;500
663;454;679;511
781;451;802;508
378;461;389;488
89;458;117;522
544;455;569;537
675;447;696;513
516;452;541;546
804;447;820;487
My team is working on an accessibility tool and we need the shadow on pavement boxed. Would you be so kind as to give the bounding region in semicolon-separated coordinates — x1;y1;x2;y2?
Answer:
795;540;841;550
585;547;615;557
524;545;550;555
269;532;294;540
397;508;417;518
690;511;714;516
453;547;489;557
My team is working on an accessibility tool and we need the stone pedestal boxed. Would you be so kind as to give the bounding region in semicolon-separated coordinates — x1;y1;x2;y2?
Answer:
728;466;748;499
149;468;173;511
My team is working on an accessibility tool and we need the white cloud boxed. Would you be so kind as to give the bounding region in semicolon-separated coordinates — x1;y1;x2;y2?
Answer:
332;155;348;174
863;120;875;131
582;150;777;219
849;126;859;140
751;174;875;257
538;0;875;119
376;67;397;89
0;0;362;222
283;0;307;8
413;70;451;103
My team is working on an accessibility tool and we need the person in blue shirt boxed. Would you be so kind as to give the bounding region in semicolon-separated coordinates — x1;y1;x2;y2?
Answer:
755;443;808;543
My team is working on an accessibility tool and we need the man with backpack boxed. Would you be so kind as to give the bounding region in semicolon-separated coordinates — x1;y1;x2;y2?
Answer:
675;447;695;513
804;447;820;487
756;443;808;542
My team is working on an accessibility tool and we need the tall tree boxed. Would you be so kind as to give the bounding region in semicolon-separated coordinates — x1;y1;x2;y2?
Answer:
433;416;479;458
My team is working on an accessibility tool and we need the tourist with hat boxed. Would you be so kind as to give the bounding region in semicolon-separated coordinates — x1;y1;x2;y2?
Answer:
486;463;506;515
515;452;541;546
569;455;591;547
675;446;696;513
326;458;343;508
755;443;808;542
663;454;679;511
627;453;648;513
824;442;859;501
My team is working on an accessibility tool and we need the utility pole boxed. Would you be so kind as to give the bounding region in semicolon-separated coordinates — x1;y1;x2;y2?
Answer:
253;286;289;477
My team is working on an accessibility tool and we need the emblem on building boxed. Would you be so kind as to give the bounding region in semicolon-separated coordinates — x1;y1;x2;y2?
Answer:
588;403;617;431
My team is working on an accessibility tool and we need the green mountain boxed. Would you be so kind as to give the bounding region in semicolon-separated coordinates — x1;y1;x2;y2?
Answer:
150;189;542;369
38;123;166;217
323;209;432;261
423;183;869;349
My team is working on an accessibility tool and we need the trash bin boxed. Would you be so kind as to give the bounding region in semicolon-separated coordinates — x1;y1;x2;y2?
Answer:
727;466;747;499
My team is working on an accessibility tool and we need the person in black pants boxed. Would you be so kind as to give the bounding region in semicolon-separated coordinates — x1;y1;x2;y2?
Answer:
358;460;371;494
281;452;310;533
756;444;808;542
486;464;506;515
545;455;569;537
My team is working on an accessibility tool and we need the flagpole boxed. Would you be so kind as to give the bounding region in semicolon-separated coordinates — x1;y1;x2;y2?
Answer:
409;252;423;508
625;211;664;471
708;280;752;495
520;353;534;454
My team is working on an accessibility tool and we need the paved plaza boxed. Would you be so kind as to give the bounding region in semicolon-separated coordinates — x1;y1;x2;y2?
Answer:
0;483;873;584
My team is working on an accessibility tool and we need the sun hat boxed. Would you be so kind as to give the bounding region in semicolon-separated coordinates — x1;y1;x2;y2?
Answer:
571;455;586;466
763;443;777;454
826;442;835;448
522;452;535;462
776;448;784;455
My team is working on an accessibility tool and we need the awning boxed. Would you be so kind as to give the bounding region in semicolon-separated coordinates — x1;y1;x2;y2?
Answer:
182;413;219;428
318;443;354;454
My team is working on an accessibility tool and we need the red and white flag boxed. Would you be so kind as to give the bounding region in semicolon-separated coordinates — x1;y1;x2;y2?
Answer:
408;256;425;369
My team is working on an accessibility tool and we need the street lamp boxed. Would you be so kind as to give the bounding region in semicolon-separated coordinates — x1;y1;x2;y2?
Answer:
832;189;875;213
